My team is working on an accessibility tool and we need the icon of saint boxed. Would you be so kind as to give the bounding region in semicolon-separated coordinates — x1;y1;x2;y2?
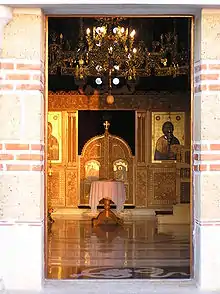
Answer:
154;121;180;160
48;122;59;160
86;161;100;180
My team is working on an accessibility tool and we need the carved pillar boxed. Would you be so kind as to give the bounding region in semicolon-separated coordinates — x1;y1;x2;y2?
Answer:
137;112;146;164
136;111;148;207
103;131;110;179
66;112;78;207
67;112;77;163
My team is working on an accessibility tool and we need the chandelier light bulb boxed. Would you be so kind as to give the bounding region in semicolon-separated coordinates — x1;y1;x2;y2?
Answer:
121;27;125;33
130;30;136;38
109;47;113;54
113;27;117;34
114;65;119;71
96;65;102;72
96;27;101;34
95;77;102;85
133;48;137;54
86;28;90;35
113;77;120;85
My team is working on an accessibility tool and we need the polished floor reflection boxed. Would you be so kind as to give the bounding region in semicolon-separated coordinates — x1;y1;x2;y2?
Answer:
47;217;190;279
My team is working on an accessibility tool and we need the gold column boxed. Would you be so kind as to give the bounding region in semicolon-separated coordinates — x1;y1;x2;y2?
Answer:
65;111;78;208
137;112;146;164
103;132;110;179
136;111;147;207
67;112;77;163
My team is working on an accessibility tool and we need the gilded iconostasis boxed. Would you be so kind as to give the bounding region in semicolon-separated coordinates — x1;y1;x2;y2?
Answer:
47;16;191;210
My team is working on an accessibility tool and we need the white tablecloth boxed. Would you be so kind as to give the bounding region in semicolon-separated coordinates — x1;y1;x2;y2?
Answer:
89;180;126;213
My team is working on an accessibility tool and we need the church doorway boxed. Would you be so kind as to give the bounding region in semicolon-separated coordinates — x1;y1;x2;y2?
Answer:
46;15;192;280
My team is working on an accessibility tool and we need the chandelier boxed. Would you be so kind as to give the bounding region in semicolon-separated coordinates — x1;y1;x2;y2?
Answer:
48;17;189;102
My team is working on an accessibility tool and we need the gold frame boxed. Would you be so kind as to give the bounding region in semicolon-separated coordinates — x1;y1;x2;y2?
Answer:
152;111;186;163
48;111;63;163
45;14;194;279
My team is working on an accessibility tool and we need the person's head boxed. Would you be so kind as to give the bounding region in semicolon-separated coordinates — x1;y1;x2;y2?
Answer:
48;122;52;136
162;121;174;136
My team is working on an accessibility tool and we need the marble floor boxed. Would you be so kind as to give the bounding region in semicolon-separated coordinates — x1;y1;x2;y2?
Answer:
47;216;190;280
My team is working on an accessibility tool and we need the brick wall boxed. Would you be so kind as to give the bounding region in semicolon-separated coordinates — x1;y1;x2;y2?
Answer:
193;142;220;171
0;59;43;91
193;59;220;171
194;60;220;93
0;58;44;172
0;8;45;291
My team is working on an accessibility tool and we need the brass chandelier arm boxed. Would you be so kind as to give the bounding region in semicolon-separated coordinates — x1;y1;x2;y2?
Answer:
48;17;189;79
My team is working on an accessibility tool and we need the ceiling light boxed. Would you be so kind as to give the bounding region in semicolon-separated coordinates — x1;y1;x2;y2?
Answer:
95;77;102;85
113;78;120;85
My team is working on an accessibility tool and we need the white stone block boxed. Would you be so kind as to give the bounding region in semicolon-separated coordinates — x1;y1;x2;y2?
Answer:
194;223;220;290
0;222;44;291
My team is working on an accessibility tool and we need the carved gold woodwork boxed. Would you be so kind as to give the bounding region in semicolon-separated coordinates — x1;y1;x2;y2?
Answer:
48;111;63;163
176;147;191;204
136;168;147;207
79;128;134;206
48;169;66;207
148;165;176;207
66;169;78;207
47;92;190;210
67;112;77;164
48;91;189;111
137;112;146;164
47;111;78;208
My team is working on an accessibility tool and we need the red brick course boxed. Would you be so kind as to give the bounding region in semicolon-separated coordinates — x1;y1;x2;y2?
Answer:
193;142;220;171
0;60;43;92
0;142;44;172
194;61;220;93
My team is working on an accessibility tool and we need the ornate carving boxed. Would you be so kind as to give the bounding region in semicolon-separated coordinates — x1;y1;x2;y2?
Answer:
48;170;65;207
48;91;190;111
109;135;134;204
81;136;104;158
180;182;190;203
137;112;146;163
148;166;176;207
66;169;78;207
136;168;147;207
112;145;125;159
67;113;77;163
154;172;176;201
79;130;134;206
176;147;190;204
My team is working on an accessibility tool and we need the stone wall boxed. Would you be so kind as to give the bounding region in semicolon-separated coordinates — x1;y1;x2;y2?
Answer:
0;7;45;290
193;9;220;290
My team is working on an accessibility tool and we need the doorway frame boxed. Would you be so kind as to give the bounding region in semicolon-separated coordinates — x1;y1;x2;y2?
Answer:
44;13;194;282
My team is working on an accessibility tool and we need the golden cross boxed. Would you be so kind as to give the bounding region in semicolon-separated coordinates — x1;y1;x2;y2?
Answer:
103;120;110;131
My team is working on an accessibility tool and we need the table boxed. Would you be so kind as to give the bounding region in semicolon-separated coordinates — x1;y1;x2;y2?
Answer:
89;180;126;213
89;180;126;226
